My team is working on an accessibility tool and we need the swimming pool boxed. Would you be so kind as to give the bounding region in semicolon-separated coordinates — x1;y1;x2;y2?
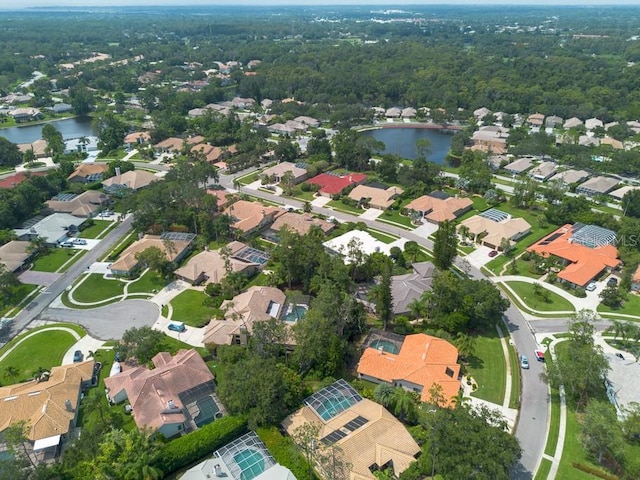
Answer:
283;305;307;323
194;396;221;428
369;339;400;354
316;395;356;421
234;448;266;480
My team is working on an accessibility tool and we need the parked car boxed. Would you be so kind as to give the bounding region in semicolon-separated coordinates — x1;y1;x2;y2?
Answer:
534;350;545;362
73;350;83;362
607;277;618;287
167;321;186;333
488;250;498;257
586;282;597;292
72;238;87;245
615;352;625;360
60;241;74;248
520;355;529;369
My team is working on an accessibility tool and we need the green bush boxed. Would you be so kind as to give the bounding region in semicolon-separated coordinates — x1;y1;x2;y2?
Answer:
151;416;247;475
571;462;619;480
256;426;319;480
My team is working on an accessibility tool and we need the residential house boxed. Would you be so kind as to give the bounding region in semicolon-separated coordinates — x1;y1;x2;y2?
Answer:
203;286;287;348
385;107;401;118
529;161;557;181
609;185;640;201
358;333;460;406
223;200;284;236
8;107;43;123
348;185;403;210
154;137;185;153
404;194;473;224
0;171;46;189
282;379;420;480
108;232;196;276
576;176;619;196
267;123;296;136
181;431;297;480
545;115;563;129
0;240;33;272
306;172;367;197
459;209;531;250
527;224;620;288
67;163;109;183
49;103;72;114
18;139;48;158
261;161;308;185
578;135;600;147
631;264;640;293
124;131;151;148
527;113;545;127
503;156;534;175
267;212;335;238
549;169;590;186
102;170;161;193
563;117;583;129
293;116;320;128
473;107;491;121
324;230;407;263
600;136;624;150
174;241;266;285
104;349;220;438
64;137;98;155
401;107;417;119
585;117;604;130
470;125;509;153
0;361;95;457
14;213;85;245
389;262;436;315
206;189;234;210
45;190;109;217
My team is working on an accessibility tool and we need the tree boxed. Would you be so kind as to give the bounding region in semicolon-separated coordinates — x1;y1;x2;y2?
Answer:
135;246;172;278
622;402;640;444
250;316;289;359
0;137;22;168
69;83;94;115
390;387;419;424
281;170;295;196
432;220;458;270
3;365;19;382
373;383;395;408
404;241;420;263
316;443;351;480
581;401;625;465
454;332;476;359
370;259;393;330
41;124;65;158
94;112;127;155
274;137;299;163
600;285;624;308
622;189;640;218
292;422;321;480
119;326;165;364
3;420;37;470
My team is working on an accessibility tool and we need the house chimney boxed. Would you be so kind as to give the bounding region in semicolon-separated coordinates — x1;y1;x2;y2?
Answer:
167;399;176;409
214;464;223;477
64;399;73;412
115;166;121;177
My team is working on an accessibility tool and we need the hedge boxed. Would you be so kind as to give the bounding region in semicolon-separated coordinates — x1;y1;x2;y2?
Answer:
571;462;619;480
256;426;319;480
151;415;247;475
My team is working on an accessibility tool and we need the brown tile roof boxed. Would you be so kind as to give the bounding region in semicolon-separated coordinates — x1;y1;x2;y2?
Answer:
205;189;233;209
220;286;286;326
45;190;109;217
405;195;473;224
357;333;460;406
109;234;192;274
67;163;109;181
154;137;184;151
262;162;307;181
174;241;257;284
348;185;403;210
270;212;334;236
459;215;531;248
0;361;94;442
124;131;151;144
283;397;419;480
102;170;160;190
222;200;284;233
527;224;620;287
18;139;48;157
0;240;31;271
104;349;214;433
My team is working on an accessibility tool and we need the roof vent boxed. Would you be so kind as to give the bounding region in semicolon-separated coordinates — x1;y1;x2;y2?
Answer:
64;399;73;412
214;464;223;477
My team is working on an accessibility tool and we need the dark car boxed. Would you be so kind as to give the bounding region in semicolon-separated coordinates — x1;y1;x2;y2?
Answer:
607;277;618;287
73;350;83;362
488;250;498;257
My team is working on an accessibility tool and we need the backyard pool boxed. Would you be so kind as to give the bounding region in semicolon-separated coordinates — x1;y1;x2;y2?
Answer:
234;448;266;480
282;304;308;323
194;396;221;428
369;339;400;354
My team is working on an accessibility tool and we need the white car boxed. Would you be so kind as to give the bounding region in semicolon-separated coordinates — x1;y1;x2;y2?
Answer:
586;282;597;292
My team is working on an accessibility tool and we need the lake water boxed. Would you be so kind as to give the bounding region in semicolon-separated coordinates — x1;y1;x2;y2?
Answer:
362;126;454;164
0;116;96;144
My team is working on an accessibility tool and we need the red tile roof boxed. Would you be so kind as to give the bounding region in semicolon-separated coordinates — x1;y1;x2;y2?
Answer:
0;171;46;189
306;172;367;195
527;224;620;287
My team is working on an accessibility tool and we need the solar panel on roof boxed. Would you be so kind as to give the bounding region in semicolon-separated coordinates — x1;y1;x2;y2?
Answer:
343;415;368;432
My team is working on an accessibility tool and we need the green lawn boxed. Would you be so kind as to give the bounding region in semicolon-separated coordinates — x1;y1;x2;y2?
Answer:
290;188;316;202
170;289;219;327
72;274;126;303
0;283;38;317
534;458;553;480
160;332;210;358
127;270;168;294
0;330;78;385
237;171;261;185
79;220;113;239
31;248;83;272
598;293;640;317
505;281;575;312
543;347;561;458
507;341;521;410
326;199;364;215
367;229;398;244
378;209;414;228
466;330;506;405
500;256;545;278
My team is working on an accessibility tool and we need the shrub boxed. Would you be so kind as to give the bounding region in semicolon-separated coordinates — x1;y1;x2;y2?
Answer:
256;426;319;480
151;416;247;475
571;463;619;480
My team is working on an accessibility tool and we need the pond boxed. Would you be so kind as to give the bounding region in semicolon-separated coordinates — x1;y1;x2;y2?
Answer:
361;125;455;164
0;116;96;144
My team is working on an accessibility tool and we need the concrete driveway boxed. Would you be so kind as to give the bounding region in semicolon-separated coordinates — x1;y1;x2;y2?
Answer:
19;270;61;287
40;299;159;340
62;335;107;365
465;245;496;269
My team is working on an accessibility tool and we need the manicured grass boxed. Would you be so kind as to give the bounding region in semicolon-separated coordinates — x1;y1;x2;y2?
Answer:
160;334;209;358
507;340;521;410
500;256;545;278
0;330;78;385
0;283;38;317
598;293;640;317
367;229;397;244
237;171;261;185
0;323;85;358
245;272;270;288
127;270;168;294
505;281;575;313
79;219;113;239
543;347;561;458
326;199;364;215
534;458;553;480
466;330;506;405
379;208;414;228
71;274;126;304
290;188;316;202
170;289;219;327
31;248;83;272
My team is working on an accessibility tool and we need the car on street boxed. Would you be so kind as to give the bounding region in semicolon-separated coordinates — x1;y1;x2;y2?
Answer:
520;354;529;369
488;250;498;257
586;282;597;292
73;350;83;362
534;349;545;362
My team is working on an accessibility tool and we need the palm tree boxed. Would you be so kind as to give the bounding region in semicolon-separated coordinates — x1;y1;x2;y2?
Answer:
373;383;395;408
408;297;427;320
390;387;419;424
4;365;19;382
454;332;476;360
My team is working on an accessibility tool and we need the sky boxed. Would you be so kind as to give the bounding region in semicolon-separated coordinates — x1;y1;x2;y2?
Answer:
5;0;640;7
